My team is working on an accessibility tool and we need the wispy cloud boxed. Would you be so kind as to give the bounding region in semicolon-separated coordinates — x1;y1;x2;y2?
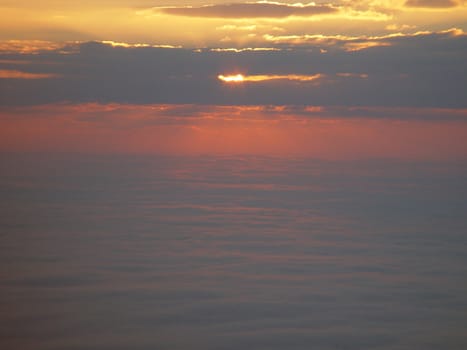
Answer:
343;41;392;51
0;40;77;54
100;41;181;49
157;1;338;18
209;47;281;53
0;69;60;79
405;0;461;8
263;28;466;49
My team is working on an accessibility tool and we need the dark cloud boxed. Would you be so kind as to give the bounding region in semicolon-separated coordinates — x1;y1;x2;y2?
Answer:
0;30;466;107
405;0;460;8
158;2;337;18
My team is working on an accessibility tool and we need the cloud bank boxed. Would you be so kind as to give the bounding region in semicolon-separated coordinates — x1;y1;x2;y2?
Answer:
0;29;466;107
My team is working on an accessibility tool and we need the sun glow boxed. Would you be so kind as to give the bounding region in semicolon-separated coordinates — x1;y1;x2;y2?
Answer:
218;74;245;82
218;73;324;83
2;103;467;159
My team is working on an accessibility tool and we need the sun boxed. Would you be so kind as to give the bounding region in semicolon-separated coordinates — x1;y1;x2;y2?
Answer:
218;74;245;83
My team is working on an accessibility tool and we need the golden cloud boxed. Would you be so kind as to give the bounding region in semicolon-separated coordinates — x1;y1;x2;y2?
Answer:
100;41;181;49
0;40;72;54
0;69;60;79
263;28;466;50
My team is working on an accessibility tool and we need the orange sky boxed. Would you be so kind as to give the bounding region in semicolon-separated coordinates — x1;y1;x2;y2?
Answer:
1;1;466;159
1;104;467;159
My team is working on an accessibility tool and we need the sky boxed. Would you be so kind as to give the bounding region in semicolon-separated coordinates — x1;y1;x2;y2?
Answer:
2;3;467;350
1;0;467;158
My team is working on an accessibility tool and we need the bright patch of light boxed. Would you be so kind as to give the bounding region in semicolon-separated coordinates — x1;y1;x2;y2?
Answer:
101;41;181;49
218;73;324;83
218;74;245;82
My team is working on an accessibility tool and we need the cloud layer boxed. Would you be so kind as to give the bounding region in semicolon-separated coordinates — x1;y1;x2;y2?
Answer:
0;29;466;107
2;151;467;349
